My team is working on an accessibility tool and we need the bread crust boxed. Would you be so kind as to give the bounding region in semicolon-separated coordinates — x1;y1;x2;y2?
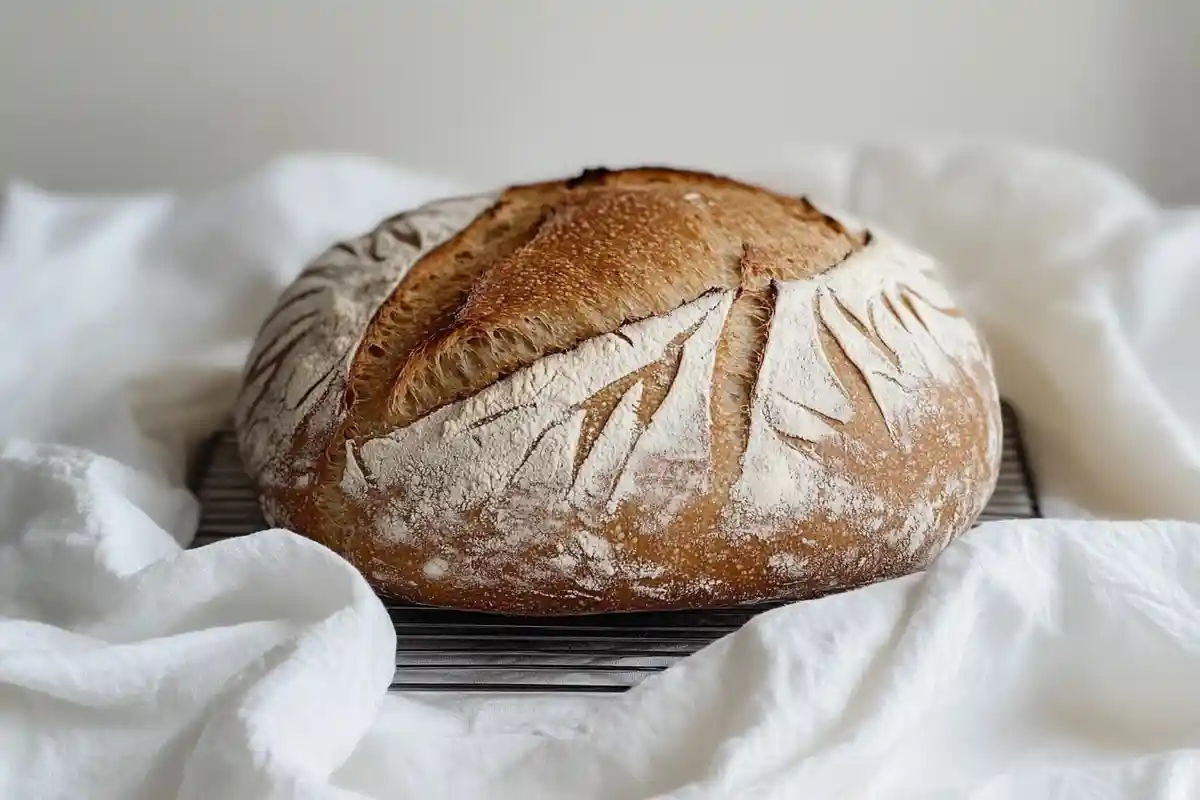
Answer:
235;167;1002;614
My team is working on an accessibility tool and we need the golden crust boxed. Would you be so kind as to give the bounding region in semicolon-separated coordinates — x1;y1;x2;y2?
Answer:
237;167;1001;615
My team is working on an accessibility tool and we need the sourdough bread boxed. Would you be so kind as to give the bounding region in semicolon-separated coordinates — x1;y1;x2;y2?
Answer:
234;167;1002;614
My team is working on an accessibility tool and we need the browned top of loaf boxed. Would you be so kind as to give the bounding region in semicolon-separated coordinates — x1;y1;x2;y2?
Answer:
341;167;865;443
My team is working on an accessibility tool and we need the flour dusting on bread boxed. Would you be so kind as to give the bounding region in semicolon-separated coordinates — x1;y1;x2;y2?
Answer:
341;233;995;599
233;194;496;501
234;167;1002;614
348;291;731;520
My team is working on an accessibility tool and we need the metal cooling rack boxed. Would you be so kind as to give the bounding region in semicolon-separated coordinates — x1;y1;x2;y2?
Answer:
189;400;1040;693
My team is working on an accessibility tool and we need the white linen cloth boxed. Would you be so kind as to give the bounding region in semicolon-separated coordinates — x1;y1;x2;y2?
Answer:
1;145;1198;799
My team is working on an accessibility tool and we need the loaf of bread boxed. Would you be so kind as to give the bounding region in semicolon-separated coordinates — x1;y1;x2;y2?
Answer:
234;167;1002;614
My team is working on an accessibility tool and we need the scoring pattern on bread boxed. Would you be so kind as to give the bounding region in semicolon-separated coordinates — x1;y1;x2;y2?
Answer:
735;235;1001;523
337;233;1000;599
235;168;1002;613
341;289;735;527
233;193;497;507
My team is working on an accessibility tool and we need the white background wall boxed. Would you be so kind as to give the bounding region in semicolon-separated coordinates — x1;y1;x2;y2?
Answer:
2;2;1198;203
